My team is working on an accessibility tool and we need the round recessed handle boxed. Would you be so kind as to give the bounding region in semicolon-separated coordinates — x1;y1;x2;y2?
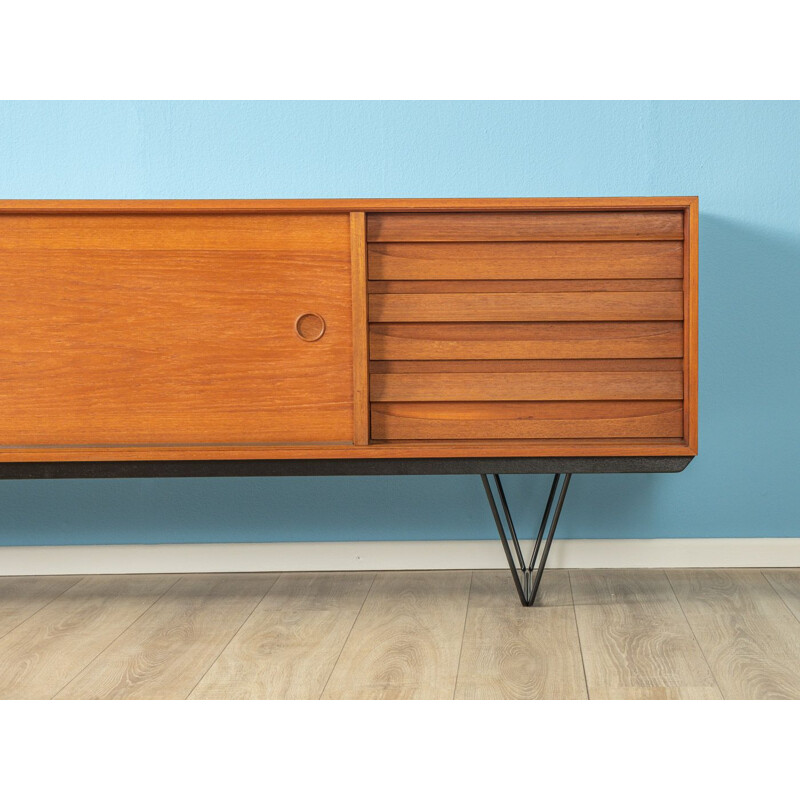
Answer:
295;312;326;342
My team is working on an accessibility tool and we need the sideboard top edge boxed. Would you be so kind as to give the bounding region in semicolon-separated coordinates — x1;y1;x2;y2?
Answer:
0;197;699;214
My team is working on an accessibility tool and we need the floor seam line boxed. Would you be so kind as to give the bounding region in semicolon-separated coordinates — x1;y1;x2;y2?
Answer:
664;569;725;700
0;575;83;645
568;570;591;700
318;572;377;700
452;570;474;700
185;575;280;699
761;570;800;626
51;574;182;699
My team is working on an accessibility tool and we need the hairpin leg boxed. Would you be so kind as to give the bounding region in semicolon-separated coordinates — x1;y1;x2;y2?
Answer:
481;473;572;607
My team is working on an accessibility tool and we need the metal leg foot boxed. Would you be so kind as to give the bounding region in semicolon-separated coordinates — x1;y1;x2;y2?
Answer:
480;473;572;607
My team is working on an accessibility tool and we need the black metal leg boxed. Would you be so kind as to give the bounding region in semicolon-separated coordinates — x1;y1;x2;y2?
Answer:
481;473;572;607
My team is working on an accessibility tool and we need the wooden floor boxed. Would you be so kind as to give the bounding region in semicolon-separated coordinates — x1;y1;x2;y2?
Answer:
0;569;799;700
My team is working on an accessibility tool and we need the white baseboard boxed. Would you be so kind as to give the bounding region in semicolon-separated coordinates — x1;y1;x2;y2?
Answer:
0;538;798;576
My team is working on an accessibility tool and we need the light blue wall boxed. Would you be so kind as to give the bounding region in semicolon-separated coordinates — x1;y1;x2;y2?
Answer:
1;101;798;545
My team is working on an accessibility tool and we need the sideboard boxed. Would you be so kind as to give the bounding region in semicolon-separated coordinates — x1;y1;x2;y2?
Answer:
0;197;698;605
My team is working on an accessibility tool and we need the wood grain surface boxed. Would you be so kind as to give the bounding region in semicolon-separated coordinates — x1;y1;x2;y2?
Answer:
191;572;375;700
369;279;684;294
367;211;685;242
0;197;698;214
0;575;176;699
371;401;684;440
370;358;682;373
321;571;471;700
0;575;81;638
57;573;275;700
368;241;684;280
350;212;370;444
369;322;685;361
763;569;800;623
0;197;697;461
570;569;721;700
668;570;800;699
369;291;684;322
455;571;587;699
0;214;354;447
0;566;791;702
371;370;683;402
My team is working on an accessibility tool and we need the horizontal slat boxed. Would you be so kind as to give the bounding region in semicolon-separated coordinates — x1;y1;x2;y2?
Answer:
371;372;684;402
371;401;684;440
370;359;682;373
369;292;683;322
368;241;684;279
369;322;684;360
367;212;685;242
369;279;683;293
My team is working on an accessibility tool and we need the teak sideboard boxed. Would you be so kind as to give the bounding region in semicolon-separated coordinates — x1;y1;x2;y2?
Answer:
0;197;698;605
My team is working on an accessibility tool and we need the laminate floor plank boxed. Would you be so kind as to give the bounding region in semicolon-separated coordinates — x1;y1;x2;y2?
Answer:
571;569;721;700
0;575;82;639
597;687;723;700
57;573;276;700
3;568;798;701
668;569;800;700
0;574;177;699
455;570;587;699
762;569;800;624
191;572;375;700
322;571;471;700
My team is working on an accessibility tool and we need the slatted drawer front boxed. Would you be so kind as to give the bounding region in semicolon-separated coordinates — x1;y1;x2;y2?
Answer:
367;209;687;443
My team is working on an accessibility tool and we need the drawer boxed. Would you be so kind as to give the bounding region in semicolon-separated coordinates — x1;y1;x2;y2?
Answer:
367;211;684;242
369;290;683;323
369;322;684;360
365;207;689;446
371;368;684;402
368;241;684;280
372;401;684;440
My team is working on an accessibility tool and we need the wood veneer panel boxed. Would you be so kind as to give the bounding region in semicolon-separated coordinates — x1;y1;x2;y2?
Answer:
0;197;698;214
685;198;699;453
350;212;370;444
370;359;682;373
371;401;684;440
0;214;354;446
0;213;350;250
367;212;685;242
369;322;684;360
369;279;683;294
371;371;684;402
368;242;684;280
0;440;696;460
370;292;684;322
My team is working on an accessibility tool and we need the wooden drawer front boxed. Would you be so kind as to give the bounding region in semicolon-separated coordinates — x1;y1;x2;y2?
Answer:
370;290;682;322
372;370;683;402
370;322;684;360
367;212;684;242
369;242;683;280
372;401;684;440
367;208;687;444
